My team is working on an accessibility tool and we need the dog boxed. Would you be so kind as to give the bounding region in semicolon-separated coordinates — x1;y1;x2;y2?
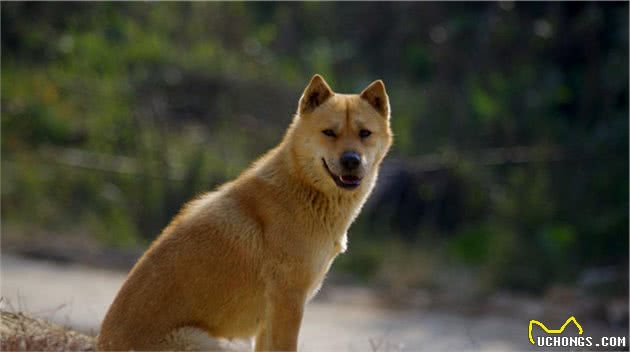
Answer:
97;74;393;351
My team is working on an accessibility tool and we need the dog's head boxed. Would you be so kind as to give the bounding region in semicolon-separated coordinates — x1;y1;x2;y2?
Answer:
289;74;393;192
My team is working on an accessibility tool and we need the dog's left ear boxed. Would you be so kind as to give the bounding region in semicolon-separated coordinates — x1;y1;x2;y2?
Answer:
360;80;390;118
299;74;334;114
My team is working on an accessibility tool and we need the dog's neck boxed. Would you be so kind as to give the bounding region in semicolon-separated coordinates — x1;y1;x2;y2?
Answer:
249;141;376;233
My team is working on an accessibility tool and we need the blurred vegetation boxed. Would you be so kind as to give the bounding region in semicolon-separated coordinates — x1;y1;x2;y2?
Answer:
2;2;628;295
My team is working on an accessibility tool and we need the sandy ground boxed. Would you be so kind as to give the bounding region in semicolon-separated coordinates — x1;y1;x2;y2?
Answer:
0;254;583;351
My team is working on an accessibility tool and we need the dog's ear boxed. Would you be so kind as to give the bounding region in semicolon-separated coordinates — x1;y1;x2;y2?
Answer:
360;80;390;118
299;74;334;114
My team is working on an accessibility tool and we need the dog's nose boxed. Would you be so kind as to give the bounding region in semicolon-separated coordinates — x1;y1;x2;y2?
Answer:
340;151;361;170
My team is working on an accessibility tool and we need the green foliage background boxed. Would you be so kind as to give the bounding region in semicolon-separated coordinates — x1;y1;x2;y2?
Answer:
2;2;628;294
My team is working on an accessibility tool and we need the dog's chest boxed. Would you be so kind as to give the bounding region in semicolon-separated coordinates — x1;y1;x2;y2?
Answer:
305;231;347;299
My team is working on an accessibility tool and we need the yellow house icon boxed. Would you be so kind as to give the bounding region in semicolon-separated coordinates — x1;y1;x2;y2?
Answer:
528;316;584;344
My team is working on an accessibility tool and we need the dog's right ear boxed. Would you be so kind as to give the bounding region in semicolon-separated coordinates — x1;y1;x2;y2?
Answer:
298;74;334;114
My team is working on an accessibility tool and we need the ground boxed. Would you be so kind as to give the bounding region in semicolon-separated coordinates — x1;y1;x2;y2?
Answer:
1;254;625;351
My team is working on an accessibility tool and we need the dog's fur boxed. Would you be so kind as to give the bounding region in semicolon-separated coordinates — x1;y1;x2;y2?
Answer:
97;75;393;351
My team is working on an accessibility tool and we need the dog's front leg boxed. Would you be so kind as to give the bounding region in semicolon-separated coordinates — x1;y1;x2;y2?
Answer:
256;292;305;351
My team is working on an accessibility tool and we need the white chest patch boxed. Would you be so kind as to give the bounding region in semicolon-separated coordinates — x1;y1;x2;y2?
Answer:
334;232;348;254
307;232;348;300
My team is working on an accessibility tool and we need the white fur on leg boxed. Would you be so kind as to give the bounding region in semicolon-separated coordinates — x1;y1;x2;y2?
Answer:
163;327;254;351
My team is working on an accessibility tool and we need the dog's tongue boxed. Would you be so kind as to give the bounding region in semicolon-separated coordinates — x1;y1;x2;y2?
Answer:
340;175;361;185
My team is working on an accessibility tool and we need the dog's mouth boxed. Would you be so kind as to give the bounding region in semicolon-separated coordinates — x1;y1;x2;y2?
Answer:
322;159;362;190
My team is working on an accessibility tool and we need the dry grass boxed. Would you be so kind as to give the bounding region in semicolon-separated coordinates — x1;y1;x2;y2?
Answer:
0;310;95;351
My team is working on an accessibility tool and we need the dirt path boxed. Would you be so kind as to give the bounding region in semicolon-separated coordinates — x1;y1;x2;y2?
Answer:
1;254;529;351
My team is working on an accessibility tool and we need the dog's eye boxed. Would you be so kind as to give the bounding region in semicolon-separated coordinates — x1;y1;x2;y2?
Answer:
359;129;372;138
322;129;336;138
